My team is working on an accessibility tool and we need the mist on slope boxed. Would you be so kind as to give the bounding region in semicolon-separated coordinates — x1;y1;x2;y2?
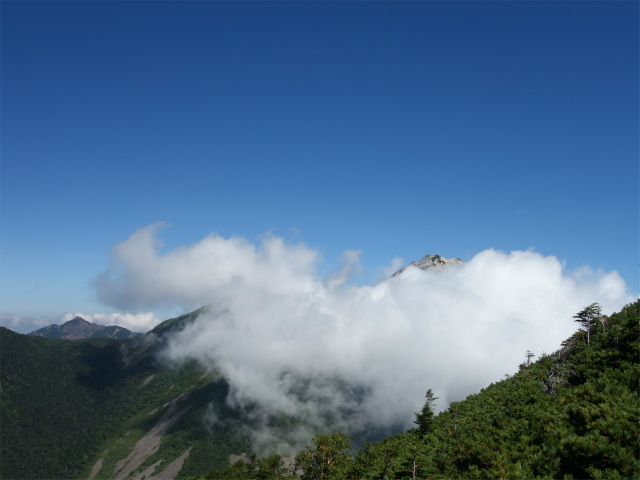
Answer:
96;223;635;451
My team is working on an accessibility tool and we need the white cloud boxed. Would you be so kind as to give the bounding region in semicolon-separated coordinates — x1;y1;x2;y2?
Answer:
95;224;637;449
60;312;161;332
94;222;319;312
0;314;51;333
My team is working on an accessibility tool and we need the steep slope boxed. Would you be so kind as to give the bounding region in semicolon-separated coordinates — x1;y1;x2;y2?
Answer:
190;300;640;480
345;300;638;479
370;299;640;479
0;310;248;480
148;307;206;340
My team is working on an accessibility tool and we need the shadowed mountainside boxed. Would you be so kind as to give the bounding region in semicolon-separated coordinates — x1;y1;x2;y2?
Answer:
1;310;248;480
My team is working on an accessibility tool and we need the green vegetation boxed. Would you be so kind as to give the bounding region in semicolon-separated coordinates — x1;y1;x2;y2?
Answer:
413;389;438;436
294;432;353;479
2;301;637;479
149;308;206;339
189;300;640;479
0;311;249;480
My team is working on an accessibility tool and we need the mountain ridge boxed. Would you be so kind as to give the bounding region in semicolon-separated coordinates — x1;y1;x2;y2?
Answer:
27;316;142;340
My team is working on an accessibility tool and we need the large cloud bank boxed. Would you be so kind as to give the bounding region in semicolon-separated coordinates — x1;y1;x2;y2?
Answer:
96;223;635;449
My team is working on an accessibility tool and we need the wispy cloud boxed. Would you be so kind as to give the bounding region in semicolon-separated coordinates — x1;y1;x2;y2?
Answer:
0;314;52;333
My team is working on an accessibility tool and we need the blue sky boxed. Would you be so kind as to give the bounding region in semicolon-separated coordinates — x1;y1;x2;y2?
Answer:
1;1;638;331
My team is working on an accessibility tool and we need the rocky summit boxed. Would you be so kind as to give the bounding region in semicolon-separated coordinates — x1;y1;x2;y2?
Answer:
392;254;464;277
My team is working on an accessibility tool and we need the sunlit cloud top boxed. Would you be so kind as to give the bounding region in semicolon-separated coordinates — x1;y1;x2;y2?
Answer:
93;224;635;449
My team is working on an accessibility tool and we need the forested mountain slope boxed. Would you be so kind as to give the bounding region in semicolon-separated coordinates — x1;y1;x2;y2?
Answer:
1;301;637;479
191;300;640;480
0;312;248;480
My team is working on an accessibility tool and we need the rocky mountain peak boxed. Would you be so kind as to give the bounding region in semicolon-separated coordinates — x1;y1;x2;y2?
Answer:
67;316;91;325
392;254;464;277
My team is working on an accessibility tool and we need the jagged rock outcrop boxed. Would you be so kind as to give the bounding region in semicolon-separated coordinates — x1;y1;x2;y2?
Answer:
392;254;464;277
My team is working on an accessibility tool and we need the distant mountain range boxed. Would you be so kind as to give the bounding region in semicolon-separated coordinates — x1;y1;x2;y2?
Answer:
27;316;142;340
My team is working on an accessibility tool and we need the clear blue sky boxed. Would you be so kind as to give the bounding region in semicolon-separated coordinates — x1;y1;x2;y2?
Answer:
1;1;638;327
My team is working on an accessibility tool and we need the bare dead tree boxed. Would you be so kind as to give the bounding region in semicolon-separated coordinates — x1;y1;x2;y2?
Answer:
525;350;535;366
543;363;577;395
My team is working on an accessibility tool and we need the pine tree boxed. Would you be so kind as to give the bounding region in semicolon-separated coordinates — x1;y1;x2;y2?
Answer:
573;303;602;345
414;389;438;435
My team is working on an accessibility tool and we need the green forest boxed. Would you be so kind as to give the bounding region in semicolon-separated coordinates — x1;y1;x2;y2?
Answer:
0;311;249;479
1;301;638;479
187;300;640;480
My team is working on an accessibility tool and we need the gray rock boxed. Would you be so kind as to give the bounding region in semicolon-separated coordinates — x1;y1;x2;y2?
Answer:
392;254;463;277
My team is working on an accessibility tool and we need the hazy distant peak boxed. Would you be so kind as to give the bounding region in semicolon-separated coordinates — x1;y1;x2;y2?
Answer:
67;316;91;325
27;316;141;340
391;254;463;277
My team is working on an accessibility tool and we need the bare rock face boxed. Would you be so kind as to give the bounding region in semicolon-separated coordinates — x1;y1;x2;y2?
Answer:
391;254;463;277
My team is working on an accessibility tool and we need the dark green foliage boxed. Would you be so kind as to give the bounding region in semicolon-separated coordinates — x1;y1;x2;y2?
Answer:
149;307;206;339
573;303;604;346
352;431;429;480
0;331;135;479
0;312;248;480
345;300;640;479
413;389;438;435
185;453;296;480
76;340;124;389
294;432;353;479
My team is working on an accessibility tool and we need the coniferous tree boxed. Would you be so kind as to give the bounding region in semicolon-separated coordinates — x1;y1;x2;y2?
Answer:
573;303;602;345
413;389;438;435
